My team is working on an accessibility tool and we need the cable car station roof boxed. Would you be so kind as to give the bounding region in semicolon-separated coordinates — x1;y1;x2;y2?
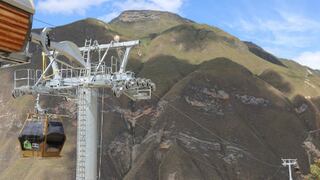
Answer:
2;0;35;14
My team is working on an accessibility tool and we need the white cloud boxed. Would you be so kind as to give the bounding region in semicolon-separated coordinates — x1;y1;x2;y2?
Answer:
235;11;320;48
37;0;109;15
238;12;320;34
266;32;314;47
100;0;184;22
37;0;184;22
295;51;320;70
262;12;320;33
114;0;183;12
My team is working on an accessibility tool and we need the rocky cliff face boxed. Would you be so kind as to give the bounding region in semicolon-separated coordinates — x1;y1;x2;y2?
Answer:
0;10;320;180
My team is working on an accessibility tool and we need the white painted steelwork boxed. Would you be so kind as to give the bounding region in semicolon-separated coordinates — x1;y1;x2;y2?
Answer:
12;28;155;180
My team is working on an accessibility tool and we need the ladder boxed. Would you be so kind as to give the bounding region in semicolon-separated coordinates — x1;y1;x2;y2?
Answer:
111;56;117;73
77;88;87;180
83;39;92;62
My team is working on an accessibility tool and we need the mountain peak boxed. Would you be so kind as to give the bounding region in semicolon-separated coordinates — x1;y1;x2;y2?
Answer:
109;10;193;38
110;10;192;23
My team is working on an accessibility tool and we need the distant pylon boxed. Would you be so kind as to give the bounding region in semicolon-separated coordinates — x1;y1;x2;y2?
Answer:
281;159;297;180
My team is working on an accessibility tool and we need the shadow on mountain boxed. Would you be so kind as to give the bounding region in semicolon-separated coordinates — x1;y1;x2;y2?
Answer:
259;69;292;94
243;41;286;67
138;55;197;97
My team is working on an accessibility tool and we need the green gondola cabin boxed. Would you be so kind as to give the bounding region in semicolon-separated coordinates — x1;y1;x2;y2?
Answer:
18;113;66;157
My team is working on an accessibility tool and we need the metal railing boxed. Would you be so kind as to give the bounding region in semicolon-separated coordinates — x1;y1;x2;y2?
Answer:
58;63;114;79
59;68;79;79
14;69;42;89
124;87;152;100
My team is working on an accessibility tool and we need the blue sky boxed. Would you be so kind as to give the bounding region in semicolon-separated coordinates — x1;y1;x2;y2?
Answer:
33;0;320;69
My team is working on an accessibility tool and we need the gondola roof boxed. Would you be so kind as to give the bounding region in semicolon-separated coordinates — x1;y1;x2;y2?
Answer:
19;120;43;137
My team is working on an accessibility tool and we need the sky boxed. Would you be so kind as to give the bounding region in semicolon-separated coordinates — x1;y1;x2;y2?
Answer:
32;0;320;69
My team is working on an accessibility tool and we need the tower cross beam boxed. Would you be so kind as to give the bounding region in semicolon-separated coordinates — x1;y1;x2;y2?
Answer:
281;159;297;180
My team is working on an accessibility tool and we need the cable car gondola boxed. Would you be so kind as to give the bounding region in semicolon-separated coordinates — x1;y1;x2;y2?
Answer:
18;112;66;157
0;0;35;66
